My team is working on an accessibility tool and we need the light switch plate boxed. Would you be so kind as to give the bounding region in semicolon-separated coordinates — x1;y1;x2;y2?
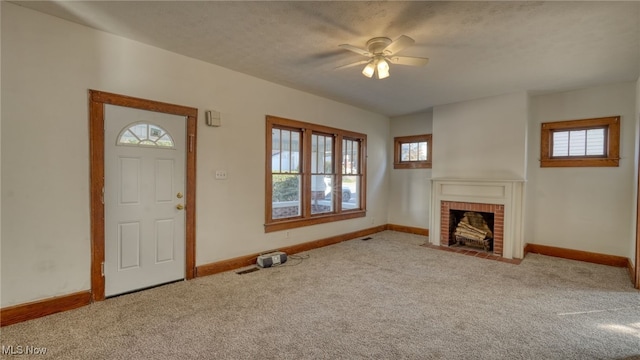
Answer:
215;170;227;180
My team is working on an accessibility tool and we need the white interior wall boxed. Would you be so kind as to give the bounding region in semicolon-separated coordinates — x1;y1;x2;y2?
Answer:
388;110;433;229
432;92;529;180
526;82;637;257
0;3;390;307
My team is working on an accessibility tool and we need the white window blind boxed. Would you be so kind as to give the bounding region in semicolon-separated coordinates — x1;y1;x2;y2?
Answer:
552;128;605;157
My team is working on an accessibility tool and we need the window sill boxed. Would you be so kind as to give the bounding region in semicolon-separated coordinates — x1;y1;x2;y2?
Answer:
264;210;366;233
540;158;619;168
394;162;432;169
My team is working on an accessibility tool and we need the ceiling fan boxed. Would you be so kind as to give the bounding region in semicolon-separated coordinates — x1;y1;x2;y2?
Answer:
336;35;429;79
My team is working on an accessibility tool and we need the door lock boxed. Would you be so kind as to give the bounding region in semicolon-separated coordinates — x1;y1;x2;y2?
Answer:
176;192;183;199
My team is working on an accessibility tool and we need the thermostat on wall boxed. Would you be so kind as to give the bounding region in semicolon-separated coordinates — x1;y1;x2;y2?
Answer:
205;110;221;127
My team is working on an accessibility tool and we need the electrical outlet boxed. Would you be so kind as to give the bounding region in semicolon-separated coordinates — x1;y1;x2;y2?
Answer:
215;170;228;180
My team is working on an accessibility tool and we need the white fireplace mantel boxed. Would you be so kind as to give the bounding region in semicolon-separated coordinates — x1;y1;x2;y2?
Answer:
430;178;526;259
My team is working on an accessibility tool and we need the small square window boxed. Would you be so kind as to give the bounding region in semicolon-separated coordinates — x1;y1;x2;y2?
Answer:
394;134;432;169
541;116;620;167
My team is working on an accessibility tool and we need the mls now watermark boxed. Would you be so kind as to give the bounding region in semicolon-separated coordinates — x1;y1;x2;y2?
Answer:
1;345;48;356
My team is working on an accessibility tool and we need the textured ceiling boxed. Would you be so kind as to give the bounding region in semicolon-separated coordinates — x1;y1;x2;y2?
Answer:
12;1;640;117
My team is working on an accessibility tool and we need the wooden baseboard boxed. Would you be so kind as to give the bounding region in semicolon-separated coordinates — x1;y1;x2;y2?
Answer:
1;291;92;327
196;225;387;277
524;243;629;268
386;224;429;236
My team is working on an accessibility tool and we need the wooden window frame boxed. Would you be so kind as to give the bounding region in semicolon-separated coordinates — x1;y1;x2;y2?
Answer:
540;116;620;168
394;134;432;169
265;116;366;233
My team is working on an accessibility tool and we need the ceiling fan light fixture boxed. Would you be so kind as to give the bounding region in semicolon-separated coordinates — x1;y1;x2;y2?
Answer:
376;58;390;79
340;35;426;79
362;61;376;78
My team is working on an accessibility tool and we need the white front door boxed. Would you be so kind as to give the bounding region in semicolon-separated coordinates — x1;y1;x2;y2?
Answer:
104;105;186;297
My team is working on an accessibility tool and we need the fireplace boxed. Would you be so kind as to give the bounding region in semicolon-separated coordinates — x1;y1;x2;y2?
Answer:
430;178;524;259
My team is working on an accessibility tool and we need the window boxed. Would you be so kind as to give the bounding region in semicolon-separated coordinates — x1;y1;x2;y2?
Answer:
117;122;175;149
394;134;432;169
266;116;366;232
540;116;620;167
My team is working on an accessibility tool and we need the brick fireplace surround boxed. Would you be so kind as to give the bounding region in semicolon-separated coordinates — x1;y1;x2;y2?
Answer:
441;201;504;256
430;178;525;259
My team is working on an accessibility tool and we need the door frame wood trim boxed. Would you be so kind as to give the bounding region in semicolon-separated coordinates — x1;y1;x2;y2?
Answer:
89;90;198;301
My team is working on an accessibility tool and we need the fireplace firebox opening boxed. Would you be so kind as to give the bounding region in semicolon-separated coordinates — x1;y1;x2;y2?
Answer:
449;210;494;252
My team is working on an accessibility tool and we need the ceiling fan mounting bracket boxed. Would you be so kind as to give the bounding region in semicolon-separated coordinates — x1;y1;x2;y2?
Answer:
366;37;392;55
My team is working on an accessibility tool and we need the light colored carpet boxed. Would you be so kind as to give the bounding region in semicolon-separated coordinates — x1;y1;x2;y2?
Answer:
1;231;639;359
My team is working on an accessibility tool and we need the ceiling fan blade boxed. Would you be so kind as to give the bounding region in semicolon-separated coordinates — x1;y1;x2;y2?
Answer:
383;35;415;55
338;44;370;57
335;60;370;70
388;56;429;66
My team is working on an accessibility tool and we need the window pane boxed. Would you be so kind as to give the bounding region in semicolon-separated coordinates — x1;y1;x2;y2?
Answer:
342;175;359;210
409;143;418;161
401;143;410;162
131;124;147;139
272;174;301;219
281;130;290;172
586;128;605;156
120;130;139;145
569;130;586;156
311;175;333;215
290;132;300;172
272;129;281;172
272;129;300;173
157;134;173;147
324;137;333;173
552;131;569;157
418;142;427;161
343;139;359;175
312;134;333;175
117;122;174;149
148;125;163;141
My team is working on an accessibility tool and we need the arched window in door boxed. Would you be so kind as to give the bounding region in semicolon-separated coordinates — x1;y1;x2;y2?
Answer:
116;122;175;149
